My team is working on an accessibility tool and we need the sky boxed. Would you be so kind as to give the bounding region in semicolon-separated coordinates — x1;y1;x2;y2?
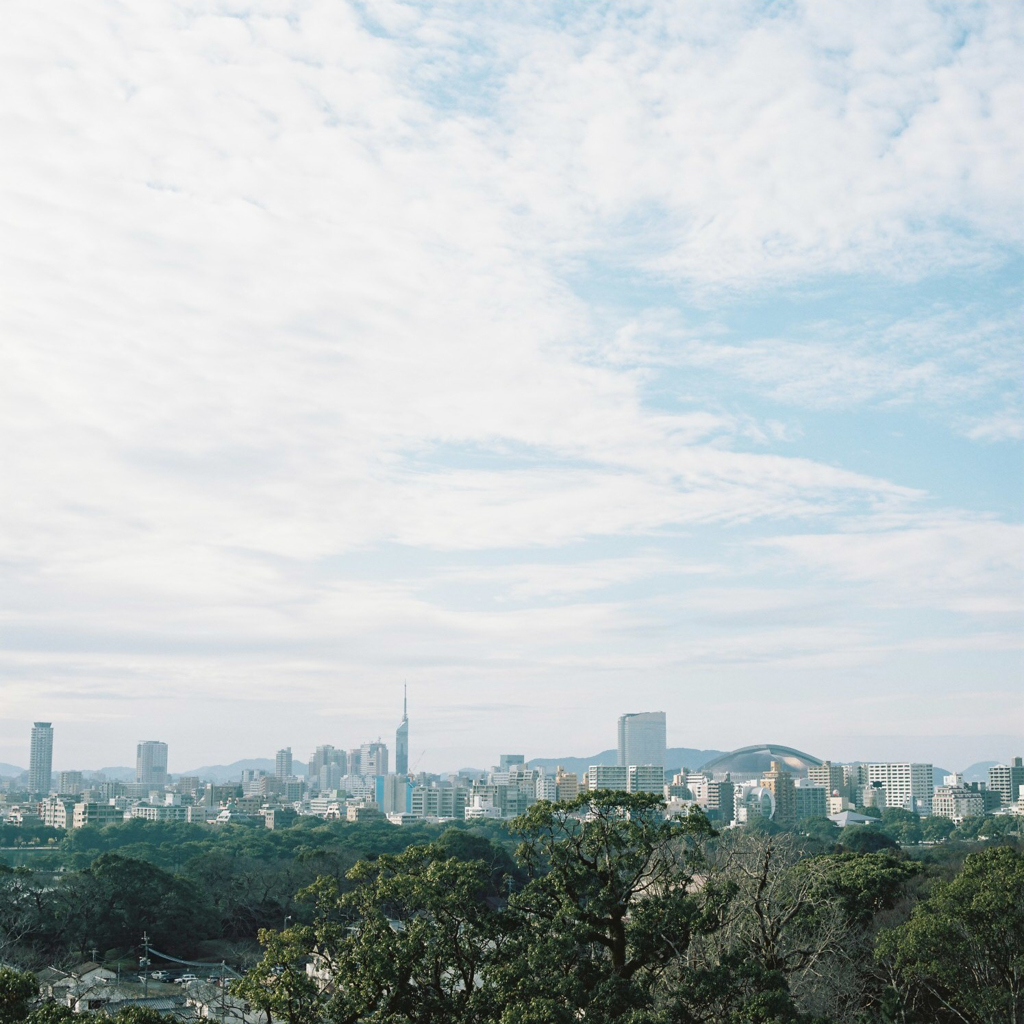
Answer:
1;0;1022;775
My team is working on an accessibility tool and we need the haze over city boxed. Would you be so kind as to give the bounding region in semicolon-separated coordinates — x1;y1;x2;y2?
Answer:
2;2;1022;773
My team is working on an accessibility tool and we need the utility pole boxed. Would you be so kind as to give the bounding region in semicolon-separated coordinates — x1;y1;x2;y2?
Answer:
139;932;150;998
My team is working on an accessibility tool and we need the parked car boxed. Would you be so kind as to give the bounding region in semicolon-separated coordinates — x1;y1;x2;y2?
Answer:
150;970;169;981
175;974;199;984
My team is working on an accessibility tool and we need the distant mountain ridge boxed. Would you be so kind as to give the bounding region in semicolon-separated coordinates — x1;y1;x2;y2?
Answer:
529;748;726;777
0;763;25;777
181;758;309;783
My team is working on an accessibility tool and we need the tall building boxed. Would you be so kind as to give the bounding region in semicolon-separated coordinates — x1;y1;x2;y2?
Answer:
361;741;388;776
28;722;54;796
627;764;665;794
867;763;933;815
136;740;168;787
587;765;629;791
308;745;346;784
988;758;1024;807
807;761;846;797
761;761;797;827
617;712;666;769
57;771;84;796
275;747;292;780
555;766;579;802
499;754;525;770
395;686;409;776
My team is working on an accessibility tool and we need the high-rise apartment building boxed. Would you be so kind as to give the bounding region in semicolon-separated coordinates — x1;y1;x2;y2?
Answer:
136;741;168;787
396;686;409;776
617;712;666;769
988;758;1024;807
627;764;665;795
588;765;629;791
555;766;579;802
807;761;846;797
28;722;54;796
275;747;292;779
867;763;933;815
57;771;84;796
761;761;797;827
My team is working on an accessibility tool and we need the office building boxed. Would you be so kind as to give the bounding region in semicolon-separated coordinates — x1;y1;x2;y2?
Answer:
72;801;124;829
988;758;1024;807
617;712;666;769
275;747;292;779
361;741;388;777
867;763;933;815
309;745;346;783
396;686;409;775
28;722;54;796
499;754;525;770
376;774;408;815
136;741;168;787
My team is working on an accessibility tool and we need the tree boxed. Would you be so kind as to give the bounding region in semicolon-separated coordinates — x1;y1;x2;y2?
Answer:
495;792;720;1023
244;842;503;1024
838;826;898;854
877;844;1024;1023
231;926;326;1024
0;967;37;1024
674;835;916;1023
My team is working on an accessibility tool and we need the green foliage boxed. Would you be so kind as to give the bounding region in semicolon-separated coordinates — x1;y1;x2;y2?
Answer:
495;793;720;1023
838;825;898;853
231;926;326;1024
0;967;37;1024
23;1004;83;1024
877;844;1024;1024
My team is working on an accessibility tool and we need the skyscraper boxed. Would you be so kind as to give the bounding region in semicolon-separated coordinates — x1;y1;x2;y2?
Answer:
617;712;666;768
136;740;168;787
361;741;388;777
276;747;292;779
28;722;53;796
395;685;409;776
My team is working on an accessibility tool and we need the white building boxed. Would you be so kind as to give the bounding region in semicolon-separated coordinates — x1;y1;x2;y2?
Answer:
867;763;933;815
627;765;665;794
932;781;984;823
988;758;1024;807
587;765;629;791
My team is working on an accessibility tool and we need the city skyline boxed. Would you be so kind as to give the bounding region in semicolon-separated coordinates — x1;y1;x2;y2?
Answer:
3;706;1020;780
1;3;1021;771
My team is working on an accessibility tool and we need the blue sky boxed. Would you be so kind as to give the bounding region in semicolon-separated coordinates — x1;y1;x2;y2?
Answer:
0;0;1021;773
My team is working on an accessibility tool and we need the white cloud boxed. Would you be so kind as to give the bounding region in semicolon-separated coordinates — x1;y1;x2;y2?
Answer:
0;1;1019;767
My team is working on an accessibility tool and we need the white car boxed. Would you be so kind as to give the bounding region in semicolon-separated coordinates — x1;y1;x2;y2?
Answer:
175;974;199;984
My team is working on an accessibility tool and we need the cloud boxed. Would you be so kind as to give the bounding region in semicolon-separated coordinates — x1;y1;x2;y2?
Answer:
0;1;1019;767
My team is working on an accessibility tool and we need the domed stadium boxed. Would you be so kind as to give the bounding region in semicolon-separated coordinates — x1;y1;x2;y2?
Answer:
699;743;822;779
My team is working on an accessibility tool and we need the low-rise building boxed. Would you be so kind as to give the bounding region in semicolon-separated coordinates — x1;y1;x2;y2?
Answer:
72;801;124;829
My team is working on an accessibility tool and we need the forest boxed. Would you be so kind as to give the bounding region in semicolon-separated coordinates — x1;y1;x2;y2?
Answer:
1;794;1022;1024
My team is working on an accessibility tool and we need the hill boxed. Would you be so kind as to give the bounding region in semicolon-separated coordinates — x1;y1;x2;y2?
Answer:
528;747;725;777
181;758;309;783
